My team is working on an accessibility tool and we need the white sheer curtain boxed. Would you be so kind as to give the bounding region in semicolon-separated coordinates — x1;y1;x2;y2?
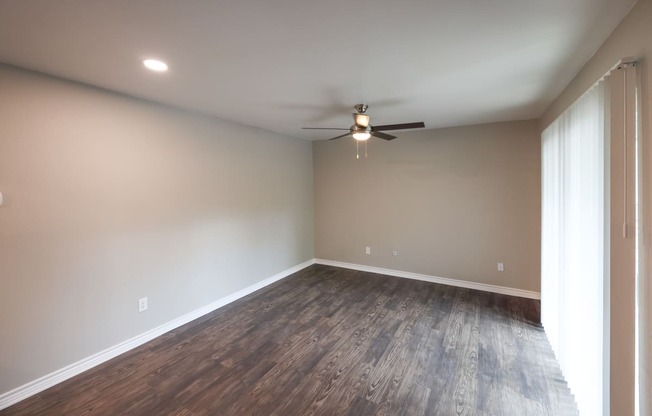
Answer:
541;79;608;416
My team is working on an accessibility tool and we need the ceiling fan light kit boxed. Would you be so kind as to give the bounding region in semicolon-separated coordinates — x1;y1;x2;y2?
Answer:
351;125;371;141
352;132;371;141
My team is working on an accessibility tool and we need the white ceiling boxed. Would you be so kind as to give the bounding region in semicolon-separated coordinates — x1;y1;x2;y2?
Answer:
0;0;637;140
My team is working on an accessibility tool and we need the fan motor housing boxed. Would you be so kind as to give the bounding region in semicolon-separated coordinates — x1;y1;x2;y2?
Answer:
351;124;371;134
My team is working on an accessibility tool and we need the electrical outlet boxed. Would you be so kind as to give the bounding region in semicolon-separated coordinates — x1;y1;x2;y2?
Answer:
138;297;148;312
365;246;371;255
497;262;504;272
392;251;398;256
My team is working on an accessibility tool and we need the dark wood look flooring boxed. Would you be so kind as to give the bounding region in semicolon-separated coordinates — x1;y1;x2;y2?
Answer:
1;265;578;415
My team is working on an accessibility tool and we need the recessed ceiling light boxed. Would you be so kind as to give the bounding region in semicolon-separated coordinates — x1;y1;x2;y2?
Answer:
143;59;168;72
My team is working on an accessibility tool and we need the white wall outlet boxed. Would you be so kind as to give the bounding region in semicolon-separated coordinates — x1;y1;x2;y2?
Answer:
497;262;504;272
138;297;148;312
392;251;398;256
365;246;371;255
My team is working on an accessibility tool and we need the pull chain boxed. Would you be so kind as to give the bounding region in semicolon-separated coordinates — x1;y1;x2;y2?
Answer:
355;140;369;159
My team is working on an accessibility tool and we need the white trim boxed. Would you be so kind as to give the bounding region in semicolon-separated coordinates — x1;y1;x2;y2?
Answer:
0;259;315;411
314;258;540;300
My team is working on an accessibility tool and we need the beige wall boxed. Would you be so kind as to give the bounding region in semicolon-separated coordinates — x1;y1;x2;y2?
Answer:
0;64;314;395
540;0;651;413
314;120;541;292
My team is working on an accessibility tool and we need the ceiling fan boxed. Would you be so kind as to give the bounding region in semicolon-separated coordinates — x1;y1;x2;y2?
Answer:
302;104;425;141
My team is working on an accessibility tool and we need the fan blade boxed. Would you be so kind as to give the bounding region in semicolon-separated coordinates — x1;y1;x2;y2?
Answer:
372;122;425;131
371;131;397;141
302;127;349;130
328;133;351;141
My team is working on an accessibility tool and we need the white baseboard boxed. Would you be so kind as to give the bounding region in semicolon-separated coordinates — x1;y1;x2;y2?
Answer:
314;259;540;300
0;259;315;411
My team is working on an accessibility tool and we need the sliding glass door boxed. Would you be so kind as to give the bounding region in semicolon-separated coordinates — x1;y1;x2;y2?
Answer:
541;62;639;415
